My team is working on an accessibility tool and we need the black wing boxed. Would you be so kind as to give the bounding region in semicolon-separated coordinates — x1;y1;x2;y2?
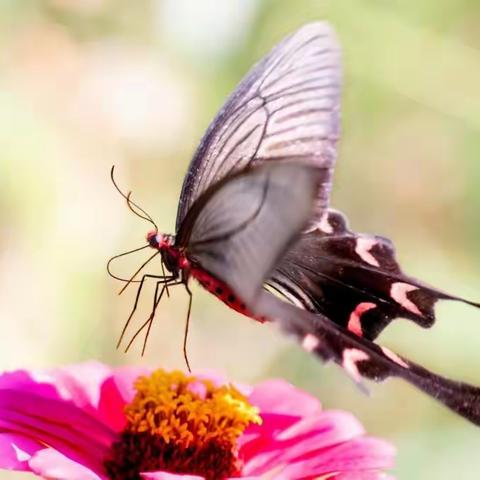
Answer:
268;209;480;340
253;290;480;427
178;163;322;305
176;22;341;232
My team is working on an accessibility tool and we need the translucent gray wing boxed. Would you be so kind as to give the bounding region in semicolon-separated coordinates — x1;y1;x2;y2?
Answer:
180;163;322;305
176;22;341;231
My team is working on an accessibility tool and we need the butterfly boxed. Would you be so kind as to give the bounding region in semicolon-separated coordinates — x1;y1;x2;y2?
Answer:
109;22;480;425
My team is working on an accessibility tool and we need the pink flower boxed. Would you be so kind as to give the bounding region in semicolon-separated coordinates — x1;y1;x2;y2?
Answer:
0;362;395;479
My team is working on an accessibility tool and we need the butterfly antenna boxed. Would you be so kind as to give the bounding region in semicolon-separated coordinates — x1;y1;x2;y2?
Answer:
126;191;158;232
110;165;158;232
107;244;151;282
118;251;160;295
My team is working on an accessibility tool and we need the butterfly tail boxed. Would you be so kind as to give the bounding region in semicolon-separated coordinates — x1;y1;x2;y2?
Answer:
254;291;480;426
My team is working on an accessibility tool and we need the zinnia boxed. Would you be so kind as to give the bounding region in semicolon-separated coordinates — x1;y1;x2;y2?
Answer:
0;362;395;479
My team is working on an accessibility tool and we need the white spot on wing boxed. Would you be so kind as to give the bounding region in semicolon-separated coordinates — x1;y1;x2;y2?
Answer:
12;443;31;462
355;237;380;267
342;348;369;383
347;302;376;336
381;346;409;368
302;334;320;352
390;282;422;316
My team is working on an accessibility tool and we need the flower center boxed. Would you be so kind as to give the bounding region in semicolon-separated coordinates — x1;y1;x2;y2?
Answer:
104;369;261;480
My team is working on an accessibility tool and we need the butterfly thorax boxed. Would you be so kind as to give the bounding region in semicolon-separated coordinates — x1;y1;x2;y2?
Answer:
146;231;188;277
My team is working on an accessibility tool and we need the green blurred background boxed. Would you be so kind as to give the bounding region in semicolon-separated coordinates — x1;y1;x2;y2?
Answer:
1;0;480;478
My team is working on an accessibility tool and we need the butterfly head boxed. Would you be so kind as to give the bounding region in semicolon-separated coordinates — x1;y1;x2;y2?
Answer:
146;231;174;249
146;231;182;275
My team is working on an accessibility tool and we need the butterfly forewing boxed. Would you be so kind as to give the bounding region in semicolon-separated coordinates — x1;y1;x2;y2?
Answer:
176;22;341;232
180;163;323;305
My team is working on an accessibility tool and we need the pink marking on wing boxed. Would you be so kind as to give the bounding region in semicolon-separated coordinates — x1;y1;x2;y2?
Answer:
390;282;422;316
302;334;320;352
355;237;380;267
318;212;334;234
381;346;409;368
347;302;376;336
342;349;369;383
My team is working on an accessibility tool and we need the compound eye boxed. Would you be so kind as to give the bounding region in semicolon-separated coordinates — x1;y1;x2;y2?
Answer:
146;231;159;248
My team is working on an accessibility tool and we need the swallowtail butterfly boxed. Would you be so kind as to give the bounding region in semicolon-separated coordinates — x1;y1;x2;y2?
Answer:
109;23;480;426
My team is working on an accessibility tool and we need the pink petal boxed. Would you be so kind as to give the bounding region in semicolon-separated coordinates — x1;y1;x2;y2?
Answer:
111;365;150;402
263;437;395;479
48;361;113;408
141;472;204;480
330;473;395;479
0;362;138;434
277;410;365;443
239;412;303;463
54;363;147;431
96;366;148;432
0;389;115;474
0;370;63;401
242;411;366;475
249;380;321;417
0;433;42;470
29;448;104;480
0;362;114;421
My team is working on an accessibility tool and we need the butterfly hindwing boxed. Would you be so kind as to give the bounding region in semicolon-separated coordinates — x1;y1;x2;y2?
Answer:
253;290;480;426
269;209;480;340
176;22;341;232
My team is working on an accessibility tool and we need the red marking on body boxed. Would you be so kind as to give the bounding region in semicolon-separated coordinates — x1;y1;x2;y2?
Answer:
179;256;190;269
347;302;376;336
191;268;265;322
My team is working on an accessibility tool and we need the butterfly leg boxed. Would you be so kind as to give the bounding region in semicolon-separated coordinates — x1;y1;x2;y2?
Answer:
140;281;167;356
138;279;184;355
124;282;165;354
140;276;183;355
117;273;176;349
183;282;193;373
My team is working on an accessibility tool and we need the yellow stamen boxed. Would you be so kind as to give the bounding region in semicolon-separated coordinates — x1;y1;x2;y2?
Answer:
127;368;260;447
105;369;261;480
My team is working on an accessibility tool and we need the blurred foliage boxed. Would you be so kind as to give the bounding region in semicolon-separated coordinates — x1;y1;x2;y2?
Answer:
1;1;479;478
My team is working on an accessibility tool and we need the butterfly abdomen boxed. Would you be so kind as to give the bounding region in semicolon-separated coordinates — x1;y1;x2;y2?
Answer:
191;267;266;322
